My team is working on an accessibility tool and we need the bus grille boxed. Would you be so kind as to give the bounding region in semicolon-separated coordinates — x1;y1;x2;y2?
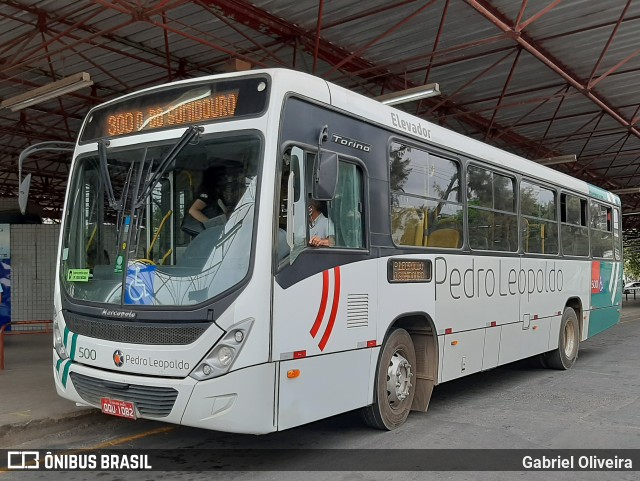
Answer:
70;372;178;417
65;316;209;345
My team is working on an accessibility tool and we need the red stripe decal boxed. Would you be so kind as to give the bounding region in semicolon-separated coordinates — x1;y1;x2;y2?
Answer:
310;270;330;338
319;267;341;351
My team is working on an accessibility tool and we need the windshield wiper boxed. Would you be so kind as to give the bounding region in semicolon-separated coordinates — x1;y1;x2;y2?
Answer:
134;125;203;209
98;139;119;210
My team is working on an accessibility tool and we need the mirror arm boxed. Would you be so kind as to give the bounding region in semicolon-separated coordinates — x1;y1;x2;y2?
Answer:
318;125;329;149
18;141;74;215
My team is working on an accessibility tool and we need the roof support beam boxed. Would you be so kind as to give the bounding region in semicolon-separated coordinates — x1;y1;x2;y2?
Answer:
4;0;211;78
324;0;438;77
312;0;325;74
486;48;522;141
516;0;562;32
195;1;289;68
534;84;570;156
464;0;640;141
424;50;515;116
419;0;450;90
0;16;136;75
588;0;632;84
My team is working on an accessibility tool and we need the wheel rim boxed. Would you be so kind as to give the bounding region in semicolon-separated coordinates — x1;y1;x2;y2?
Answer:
563;320;576;358
386;350;413;409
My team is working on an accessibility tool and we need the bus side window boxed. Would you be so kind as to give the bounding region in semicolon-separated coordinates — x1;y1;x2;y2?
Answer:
520;180;558;255
590;200;613;259
467;165;516;252
389;142;462;248
561;194;588;256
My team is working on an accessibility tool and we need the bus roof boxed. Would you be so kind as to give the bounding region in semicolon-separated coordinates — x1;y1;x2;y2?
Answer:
81;68;619;206
319;76;612;203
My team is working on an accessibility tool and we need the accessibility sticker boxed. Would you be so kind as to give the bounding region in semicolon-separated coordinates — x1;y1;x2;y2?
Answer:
125;262;156;305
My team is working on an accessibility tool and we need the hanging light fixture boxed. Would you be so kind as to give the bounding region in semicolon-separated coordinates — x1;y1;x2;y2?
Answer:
1;72;93;112
376;83;441;105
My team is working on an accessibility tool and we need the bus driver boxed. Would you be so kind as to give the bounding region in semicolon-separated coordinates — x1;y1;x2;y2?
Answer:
308;199;335;247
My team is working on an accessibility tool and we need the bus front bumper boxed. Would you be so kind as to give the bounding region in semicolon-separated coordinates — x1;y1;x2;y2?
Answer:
54;350;277;435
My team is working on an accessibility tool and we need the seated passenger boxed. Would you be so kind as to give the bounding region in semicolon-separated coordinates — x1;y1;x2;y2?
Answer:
308;199;335;247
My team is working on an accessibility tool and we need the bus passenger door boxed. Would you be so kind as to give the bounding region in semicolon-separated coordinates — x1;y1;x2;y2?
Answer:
273;146;375;430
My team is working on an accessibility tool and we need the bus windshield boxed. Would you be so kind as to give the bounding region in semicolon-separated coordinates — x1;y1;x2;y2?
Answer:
60;132;261;307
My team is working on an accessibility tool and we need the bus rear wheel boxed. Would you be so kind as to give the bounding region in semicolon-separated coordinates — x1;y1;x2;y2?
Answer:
361;328;416;430
544;307;579;370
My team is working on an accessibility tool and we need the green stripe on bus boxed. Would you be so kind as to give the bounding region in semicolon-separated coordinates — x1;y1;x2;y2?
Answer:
69;333;78;361
589;307;620;338
61;360;72;388
56;358;64;373
64;326;70;350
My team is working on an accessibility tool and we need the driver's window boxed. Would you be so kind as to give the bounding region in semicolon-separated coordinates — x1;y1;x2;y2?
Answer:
277;146;365;265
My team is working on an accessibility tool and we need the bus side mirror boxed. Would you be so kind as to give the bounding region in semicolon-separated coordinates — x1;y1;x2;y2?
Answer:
18;174;32;216
312;150;338;201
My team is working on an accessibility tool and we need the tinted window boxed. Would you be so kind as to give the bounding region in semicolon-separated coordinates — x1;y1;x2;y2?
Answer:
561;194;588;256
590;200;613;259
521;181;558;255
468;166;515;213
467;165;517;252
390;142;462;248
521;181;556;220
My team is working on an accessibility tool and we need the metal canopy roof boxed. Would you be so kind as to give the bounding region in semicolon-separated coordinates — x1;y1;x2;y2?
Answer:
1;0;640;231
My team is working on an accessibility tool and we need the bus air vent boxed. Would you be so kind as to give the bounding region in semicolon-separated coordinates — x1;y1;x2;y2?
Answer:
65;316;209;345
347;294;369;328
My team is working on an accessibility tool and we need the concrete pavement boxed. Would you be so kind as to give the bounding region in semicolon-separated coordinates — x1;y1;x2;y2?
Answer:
0;332;95;447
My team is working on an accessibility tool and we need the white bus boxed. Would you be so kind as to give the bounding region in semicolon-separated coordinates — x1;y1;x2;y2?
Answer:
50;68;622;433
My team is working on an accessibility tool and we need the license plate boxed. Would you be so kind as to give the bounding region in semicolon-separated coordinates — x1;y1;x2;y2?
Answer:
101;397;136;419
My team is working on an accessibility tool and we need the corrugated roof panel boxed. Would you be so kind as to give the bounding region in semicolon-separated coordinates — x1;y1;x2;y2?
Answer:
1;0;640;217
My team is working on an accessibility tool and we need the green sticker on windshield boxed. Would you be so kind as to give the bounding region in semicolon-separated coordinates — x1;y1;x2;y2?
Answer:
66;269;91;282
114;255;124;273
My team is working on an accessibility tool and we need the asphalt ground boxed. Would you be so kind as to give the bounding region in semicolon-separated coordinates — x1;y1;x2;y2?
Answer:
1;298;640;479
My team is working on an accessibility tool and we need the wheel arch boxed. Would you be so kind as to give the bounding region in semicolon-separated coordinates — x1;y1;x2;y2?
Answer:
384;312;438;412
565;297;584;339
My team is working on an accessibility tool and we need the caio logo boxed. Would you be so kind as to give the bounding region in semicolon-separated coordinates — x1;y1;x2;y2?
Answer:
113;350;124;367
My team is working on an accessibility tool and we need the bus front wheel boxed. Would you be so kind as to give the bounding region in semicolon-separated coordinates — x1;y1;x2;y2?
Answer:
361;328;416;430
544;307;579;370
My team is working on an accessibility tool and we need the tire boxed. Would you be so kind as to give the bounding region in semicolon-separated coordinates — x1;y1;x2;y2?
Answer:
361;328;416;430
544;307;580;370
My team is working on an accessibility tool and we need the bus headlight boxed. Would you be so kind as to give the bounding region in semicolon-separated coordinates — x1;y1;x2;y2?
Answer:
53;316;68;360
217;346;234;366
190;318;254;381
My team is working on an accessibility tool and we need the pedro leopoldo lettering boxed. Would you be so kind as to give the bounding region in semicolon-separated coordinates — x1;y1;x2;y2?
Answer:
434;257;563;301
390;112;431;140
522;455;632;470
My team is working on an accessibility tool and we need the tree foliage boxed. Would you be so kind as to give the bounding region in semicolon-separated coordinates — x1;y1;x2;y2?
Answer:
624;247;640;281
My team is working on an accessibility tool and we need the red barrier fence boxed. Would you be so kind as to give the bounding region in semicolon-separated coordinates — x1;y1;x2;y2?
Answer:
0;320;52;370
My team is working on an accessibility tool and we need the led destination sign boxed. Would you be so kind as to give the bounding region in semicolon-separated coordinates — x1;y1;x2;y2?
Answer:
80;76;269;142
106;91;239;137
388;259;432;283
